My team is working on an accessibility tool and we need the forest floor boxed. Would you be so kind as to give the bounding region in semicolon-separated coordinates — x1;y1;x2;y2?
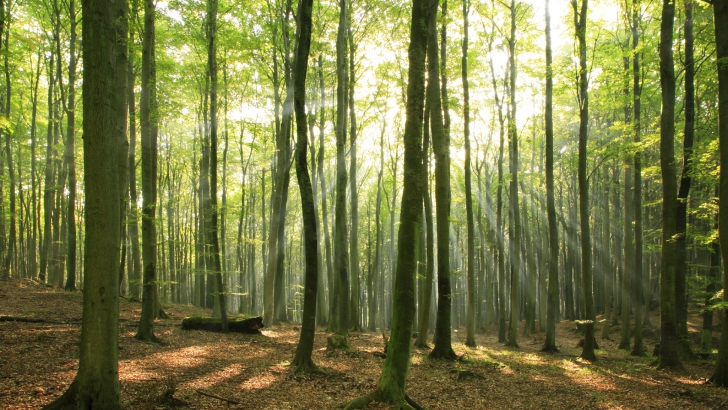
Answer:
2;279;728;409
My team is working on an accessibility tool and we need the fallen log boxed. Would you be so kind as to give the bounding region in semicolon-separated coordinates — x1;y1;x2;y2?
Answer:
181;316;263;334
0;315;54;323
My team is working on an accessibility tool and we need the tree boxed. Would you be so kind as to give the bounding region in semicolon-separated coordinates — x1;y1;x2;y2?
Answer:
136;0;161;343
542;0;560;353
44;0;127;406
656;0;682;371
675;0;696;361
630;0;644;357
462;0;476;349
709;0;728;386
572;0;596;361
341;0;427;406
429;0;457;361
63;0;78;292
505;0;521;350
204;0;228;331
290;0;320;374
333;0;350;339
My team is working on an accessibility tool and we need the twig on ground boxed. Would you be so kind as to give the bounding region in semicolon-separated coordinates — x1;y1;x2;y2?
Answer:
195;389;240;405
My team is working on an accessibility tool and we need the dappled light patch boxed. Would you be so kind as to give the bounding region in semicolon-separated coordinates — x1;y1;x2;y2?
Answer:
3;280;728;409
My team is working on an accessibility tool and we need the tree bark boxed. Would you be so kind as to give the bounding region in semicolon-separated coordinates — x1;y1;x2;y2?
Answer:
542;0;559;353
462;0;476;348
631;0;645;357
428;0;456;361
656;0;682;370
506;0;521;349
136;0;162;342
333;0;350;337
342;0;427;406
64;0;78;291
709;0;728;385
571;0;595;361
675;0;696;361
45;0;127;406
290;0;320;372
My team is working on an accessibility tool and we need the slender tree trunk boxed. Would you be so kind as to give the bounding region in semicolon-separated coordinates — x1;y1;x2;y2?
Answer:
462;0;476;348
136;0;162;342
542;0;559;352
506;0;521;349
675;0;696;361
348;23;362;332
341;0;427;405
3;3;15;279
290;0;319;372
205;0;228;331
656;0;682;370
429;0;456;360
333;0;350;337
64;0;78;291
631;0;645;357
573;0;595;360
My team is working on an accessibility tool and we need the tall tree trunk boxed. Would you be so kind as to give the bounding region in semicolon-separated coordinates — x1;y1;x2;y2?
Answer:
429;0;456;361
136;0;162;342
506;0;521;349
542;0;559;352
29;53;41;279
45;0;127;406
290;0;319;372
64;0;78;291
333;0;350;337
656;0;682;370
348;23;361;332
40;49;55;284
572;0;595;361
127;2;142;300
631;0;645;357
462;0;476;348
675;0;696;361
3;1;14;280
341;0;427;405
709;0;728;386
205;0;228;331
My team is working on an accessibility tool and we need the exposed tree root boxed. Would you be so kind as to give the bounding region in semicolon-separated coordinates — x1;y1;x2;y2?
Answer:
42;378;78;410
540;344;560;353
339;390;424;410
290;357;327;375
327;335;350;350
429;345;458;361
134;332;162;344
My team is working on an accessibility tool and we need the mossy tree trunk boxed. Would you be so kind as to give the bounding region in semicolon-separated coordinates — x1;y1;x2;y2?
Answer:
136;0;161;343
342;0;427;406
45;0;127;406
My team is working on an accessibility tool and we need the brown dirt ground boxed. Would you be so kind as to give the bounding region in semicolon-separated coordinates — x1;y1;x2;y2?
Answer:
1;278;728;409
